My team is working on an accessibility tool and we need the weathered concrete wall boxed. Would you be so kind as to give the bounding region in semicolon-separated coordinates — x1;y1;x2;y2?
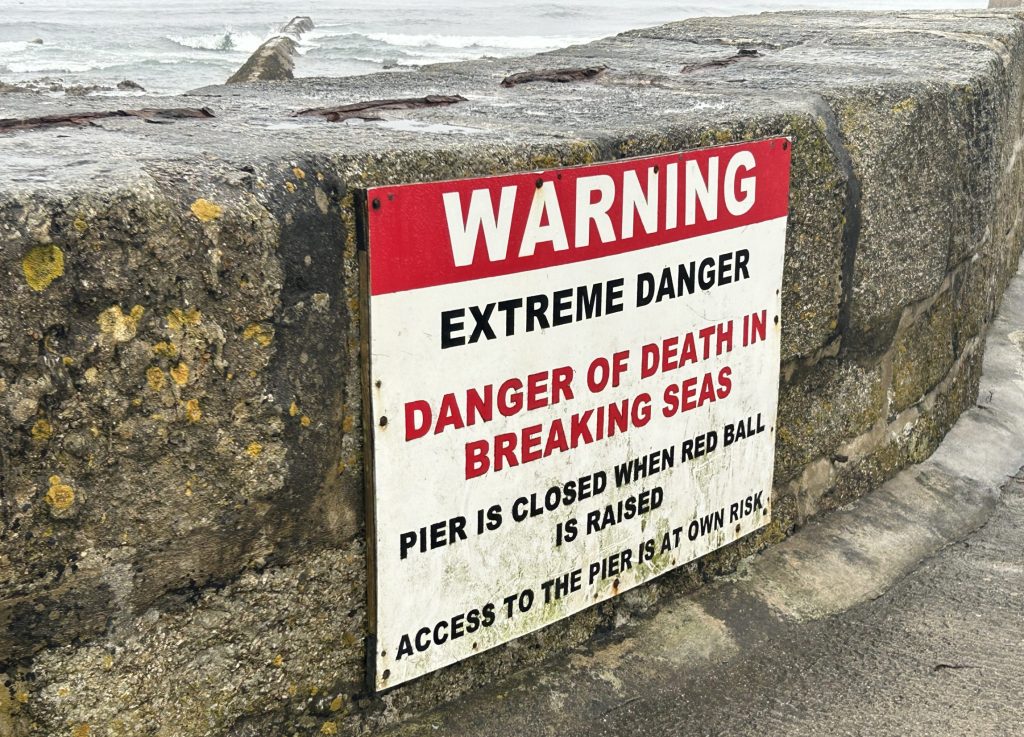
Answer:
1;9;1024;736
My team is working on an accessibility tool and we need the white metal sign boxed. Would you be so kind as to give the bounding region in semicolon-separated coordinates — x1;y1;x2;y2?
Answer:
362;139;792;689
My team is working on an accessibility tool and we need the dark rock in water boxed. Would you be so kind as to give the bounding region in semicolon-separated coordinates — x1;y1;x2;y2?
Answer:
118;79;146;91
227;36;300;83
0;80;28;94
29;38;43;44
281;16;314;35
227;16;314;84
382;57;400;69
64;84;108;96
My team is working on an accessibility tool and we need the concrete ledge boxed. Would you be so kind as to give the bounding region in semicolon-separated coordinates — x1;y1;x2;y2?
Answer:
2;9;1024;736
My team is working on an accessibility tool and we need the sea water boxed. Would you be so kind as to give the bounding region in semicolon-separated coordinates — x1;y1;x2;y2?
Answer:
0;0;985;96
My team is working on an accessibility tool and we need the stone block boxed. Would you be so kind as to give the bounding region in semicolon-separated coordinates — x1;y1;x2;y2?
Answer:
775;358;888;484
891;290;956;415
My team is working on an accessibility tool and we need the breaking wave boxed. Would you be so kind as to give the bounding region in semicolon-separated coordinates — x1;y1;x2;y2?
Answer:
359;32;586;50
167;30;265;53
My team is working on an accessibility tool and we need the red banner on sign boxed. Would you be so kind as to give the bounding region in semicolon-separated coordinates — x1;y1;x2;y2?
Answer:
366;138;791;296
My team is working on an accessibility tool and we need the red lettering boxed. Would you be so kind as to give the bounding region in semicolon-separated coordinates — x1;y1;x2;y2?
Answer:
435;393;464;434
405;400;432;441
465;439;490;479
494;432;519;471
717;366;732;398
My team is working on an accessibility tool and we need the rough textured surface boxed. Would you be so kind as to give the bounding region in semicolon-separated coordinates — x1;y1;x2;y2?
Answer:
226;36;301;83
226;17;314;84
2;9;1024;736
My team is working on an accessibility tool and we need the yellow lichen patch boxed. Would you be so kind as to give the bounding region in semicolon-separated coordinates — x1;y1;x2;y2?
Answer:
320;722;338;736
316;172;325;181
97;304;144;343
31;418;53;442
284;181;297;193
300;415;311;428
190;198;223;222
45;476;75;512
272;655;284;667
73;218;88;233
170;362;189;386
184;399;202;423
893;97;917;115
15;689;28;704
245;442;263;457
72;725;90;737
292;167;306;180
289;401;300;417
62;356;74;366
84;367;99;384
341;415;355;434
22;244;65;292
152;341;178;358
146;367;166;392
167;308;201;332
287;683;299;697
102;655;114;670
329;695;344;712
242;323;274;348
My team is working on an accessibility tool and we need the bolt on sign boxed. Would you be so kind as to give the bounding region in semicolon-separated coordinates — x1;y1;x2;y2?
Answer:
360;138;792;690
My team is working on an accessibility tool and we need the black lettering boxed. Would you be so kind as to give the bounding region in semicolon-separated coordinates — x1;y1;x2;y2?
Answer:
606;278;625;314
736;248;750;281
468;303;497;343
526;294;550;332
497;298;523;335
636;272;654;307
397;634;414;660
552;288;574;326
441;309;466;349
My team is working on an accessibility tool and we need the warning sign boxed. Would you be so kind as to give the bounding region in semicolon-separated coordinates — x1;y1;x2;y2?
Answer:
362;138;791;689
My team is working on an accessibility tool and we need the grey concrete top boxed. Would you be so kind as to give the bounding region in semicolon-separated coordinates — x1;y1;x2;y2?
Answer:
0;10;1019;191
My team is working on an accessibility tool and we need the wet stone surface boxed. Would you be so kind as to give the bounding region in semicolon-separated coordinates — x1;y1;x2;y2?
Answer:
2;8;1024;736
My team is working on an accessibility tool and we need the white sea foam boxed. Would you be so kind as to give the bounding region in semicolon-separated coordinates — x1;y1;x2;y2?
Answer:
7;60;105;73
167;31;265;53
362;32;586;50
